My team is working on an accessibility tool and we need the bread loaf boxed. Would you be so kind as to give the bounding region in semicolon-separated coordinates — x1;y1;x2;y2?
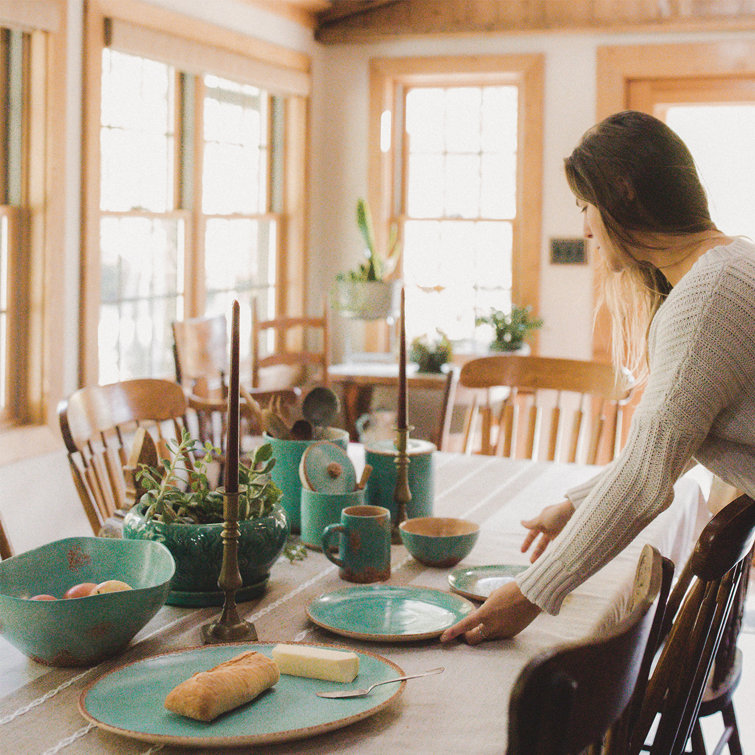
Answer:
164;650;279;722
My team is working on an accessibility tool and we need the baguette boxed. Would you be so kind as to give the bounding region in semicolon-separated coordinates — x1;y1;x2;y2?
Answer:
164;650;280;722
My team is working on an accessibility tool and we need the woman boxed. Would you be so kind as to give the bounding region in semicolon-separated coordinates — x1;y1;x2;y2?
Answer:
441;110;755;644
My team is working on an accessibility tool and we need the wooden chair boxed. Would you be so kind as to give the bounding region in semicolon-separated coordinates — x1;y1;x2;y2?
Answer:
252;298;330;391
172;313;229;392
627;493;755;755
58;379;189;534
458;355;634;464
0;512;13;560
507;544;668;755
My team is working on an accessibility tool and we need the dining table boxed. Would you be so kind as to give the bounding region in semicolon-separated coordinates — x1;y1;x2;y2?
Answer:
0;448;706;754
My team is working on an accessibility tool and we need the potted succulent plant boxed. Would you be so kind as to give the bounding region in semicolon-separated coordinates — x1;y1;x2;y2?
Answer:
476;305;543;352
122;430;290;606
332;198;402;320
409;330;453;373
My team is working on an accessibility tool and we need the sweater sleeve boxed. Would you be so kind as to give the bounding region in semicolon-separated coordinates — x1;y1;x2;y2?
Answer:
517;248;755;614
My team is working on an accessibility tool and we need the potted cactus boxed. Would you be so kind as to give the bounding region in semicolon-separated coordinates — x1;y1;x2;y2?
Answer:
332;198;402;320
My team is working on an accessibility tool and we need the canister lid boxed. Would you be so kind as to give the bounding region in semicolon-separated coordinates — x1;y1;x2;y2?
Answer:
363;438;436;457
299;441;357;493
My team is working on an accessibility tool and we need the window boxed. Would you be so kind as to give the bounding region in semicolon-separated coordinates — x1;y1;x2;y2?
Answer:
83;1;311;385
0;29;26;417
369;55;543;349
0;3;66;429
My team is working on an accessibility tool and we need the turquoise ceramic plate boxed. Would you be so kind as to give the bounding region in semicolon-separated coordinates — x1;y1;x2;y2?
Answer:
447;564;528;602
307;585;474;641
79;642;404;748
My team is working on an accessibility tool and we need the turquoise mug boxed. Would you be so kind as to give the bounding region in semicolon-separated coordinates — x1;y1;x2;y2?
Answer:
321;505;391;583
301;488;365;550
264;428;349;533
364;438;435;521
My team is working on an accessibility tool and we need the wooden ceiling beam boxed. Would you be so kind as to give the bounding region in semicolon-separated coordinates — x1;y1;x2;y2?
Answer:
314;0;755;44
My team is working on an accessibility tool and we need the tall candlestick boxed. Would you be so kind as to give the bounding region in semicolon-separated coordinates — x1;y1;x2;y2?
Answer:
225;300;240;494
203;298;256;644
397;286;407;430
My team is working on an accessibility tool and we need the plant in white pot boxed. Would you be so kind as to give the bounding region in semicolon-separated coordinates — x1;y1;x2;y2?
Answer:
476;305;543;353
332;198;402;320
122;430;291;606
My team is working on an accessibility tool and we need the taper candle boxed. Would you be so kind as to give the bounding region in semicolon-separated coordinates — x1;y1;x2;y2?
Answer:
397;286;407;430
226;300;240;494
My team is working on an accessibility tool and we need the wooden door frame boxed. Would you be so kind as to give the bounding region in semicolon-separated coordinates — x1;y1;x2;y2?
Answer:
592;40;755;362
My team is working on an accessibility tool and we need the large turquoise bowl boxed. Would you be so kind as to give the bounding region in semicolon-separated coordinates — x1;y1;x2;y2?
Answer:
122;504;289;606
0;537;174;667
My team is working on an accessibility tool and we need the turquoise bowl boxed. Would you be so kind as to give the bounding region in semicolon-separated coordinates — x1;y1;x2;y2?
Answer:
0;537;174;667
122;504;289;606
399;517;480;568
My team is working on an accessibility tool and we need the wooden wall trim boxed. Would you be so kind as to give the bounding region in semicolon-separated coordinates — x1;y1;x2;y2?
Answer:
315;0;755;43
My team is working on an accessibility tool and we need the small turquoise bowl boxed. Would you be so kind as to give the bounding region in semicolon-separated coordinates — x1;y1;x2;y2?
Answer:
399;517;480;568
0;537;175;666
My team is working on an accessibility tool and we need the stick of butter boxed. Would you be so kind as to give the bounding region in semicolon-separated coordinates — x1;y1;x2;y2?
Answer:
272;644;359;683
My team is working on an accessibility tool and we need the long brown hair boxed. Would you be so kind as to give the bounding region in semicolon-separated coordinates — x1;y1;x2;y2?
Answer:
564;110;715;380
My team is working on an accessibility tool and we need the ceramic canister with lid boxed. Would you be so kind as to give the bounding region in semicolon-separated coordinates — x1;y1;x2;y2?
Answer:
363;438;435;521
264;428;349;533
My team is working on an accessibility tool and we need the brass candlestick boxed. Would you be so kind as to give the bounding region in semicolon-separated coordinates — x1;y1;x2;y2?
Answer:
202;300;257;644
391;425;413;544
201;491;258;643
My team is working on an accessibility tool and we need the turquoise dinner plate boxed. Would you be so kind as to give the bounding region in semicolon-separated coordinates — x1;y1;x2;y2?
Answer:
447;564;528;602
307;585;475;641
79;642;404;748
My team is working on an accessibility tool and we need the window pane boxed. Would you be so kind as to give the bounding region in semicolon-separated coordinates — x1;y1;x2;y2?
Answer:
99;215;184;382
202;76;268;214
403;219;513;344
403;83;519;344
0;215;7;407
204;217;277;363
100;50;174;212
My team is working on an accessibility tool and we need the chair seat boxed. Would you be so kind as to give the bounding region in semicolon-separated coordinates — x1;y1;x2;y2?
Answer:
699;648;742;714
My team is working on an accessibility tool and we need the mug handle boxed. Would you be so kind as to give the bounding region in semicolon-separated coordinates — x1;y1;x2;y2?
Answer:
321;523;345;566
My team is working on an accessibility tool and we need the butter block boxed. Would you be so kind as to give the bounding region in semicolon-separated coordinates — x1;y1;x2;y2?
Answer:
272;644;359;683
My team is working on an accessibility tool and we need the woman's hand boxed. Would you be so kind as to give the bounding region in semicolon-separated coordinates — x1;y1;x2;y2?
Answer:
439;581;541;644
520;499;575;562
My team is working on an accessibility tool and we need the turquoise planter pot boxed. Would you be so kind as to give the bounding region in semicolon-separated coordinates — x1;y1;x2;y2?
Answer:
123;504;289;606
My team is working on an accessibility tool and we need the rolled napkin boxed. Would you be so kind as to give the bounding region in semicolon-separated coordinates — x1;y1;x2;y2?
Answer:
165;650;280;722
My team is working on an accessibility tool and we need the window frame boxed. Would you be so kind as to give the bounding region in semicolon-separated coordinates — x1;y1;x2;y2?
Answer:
82;0;312;385
0;0;67;433
368;54;544;351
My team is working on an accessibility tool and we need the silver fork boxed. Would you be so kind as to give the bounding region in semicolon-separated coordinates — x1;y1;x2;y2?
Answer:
316;666;444;698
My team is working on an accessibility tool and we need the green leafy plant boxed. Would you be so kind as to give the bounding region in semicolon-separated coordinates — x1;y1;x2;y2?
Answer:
336;198;402;282
410;331;453;373
136;429;283;525
476;305;543;352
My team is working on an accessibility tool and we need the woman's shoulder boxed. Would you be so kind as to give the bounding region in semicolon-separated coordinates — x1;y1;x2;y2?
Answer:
674;238;755;297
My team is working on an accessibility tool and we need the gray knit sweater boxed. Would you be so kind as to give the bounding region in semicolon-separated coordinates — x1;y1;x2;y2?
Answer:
517;239;755;614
